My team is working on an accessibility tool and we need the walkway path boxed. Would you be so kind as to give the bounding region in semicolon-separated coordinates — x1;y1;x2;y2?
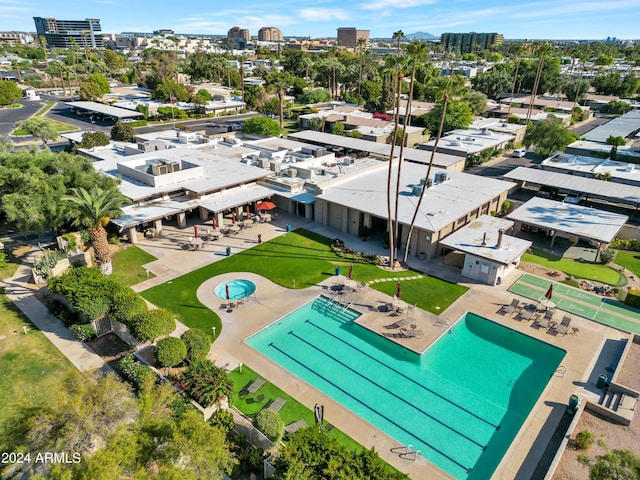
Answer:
510;273;640;334
1;248;107;373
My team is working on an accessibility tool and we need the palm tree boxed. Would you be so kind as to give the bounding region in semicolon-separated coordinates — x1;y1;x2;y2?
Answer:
526;43;552;124
357;37;368;102
393;41;427;255
38;35;48;67
392;30;404;57
63;186;125;275
402;93;449;263
505;44;526;121
68;37;80;90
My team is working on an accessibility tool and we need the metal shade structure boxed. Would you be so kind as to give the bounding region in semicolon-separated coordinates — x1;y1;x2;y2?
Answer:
256;201;276;211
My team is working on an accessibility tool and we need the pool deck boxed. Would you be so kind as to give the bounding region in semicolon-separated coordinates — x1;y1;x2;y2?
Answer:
133;215;634;480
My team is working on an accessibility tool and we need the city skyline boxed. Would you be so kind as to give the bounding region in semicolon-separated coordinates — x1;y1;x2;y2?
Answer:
0;0;638;40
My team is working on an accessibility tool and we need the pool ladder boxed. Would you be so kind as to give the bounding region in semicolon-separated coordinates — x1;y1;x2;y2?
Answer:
396;444;421;461
554;365;566;378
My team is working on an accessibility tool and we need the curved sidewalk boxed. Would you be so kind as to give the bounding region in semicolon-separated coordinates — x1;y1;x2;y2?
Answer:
1;250;106;373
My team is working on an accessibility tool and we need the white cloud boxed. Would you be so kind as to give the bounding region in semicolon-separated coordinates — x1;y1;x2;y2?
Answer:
298;8;350;21
360;0;436;10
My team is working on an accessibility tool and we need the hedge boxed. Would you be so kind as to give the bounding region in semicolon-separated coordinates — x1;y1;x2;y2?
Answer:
154;337;187;367
625;289;640;308
129;308;175;342
181;329;211;362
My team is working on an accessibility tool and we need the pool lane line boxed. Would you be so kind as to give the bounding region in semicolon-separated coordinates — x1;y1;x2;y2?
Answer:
305;318;501;430
267;341;474;475
286;330;489;451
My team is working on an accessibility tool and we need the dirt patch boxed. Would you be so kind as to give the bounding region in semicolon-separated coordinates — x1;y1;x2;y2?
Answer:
552;408;640;480
86;332;132;362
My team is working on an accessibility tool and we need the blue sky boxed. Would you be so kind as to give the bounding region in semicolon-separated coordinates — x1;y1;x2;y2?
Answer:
2;0;639;40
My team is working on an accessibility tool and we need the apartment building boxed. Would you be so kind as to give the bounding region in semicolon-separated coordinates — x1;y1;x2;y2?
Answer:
33;17;103;48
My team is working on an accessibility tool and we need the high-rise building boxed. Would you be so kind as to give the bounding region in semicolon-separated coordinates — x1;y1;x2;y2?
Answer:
227;26;251;42
440;32;503;54
258;27;283;42
33;17;103;49
337;27;370;49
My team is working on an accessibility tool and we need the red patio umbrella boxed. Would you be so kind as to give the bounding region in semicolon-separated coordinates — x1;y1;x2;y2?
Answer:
246;205;251;218
212;217;217;230
396;282;401;299
232;212;236;225
348;264;353;279
225;283;230;300
256;201;276;211
545;284;553;300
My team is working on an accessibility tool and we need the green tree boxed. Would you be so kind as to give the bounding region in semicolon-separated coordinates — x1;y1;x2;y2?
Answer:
472;63;513;100
462;90;488;115
606;135;627;160
523;115;579;157
111;120;136;142
0;135;13;154
180;359;236;407
307;116;323;131
254;409;284;442
63;185;125;275
242;116;281;136
77;131;110;150
155;336;187;367
265;71;293;130
14;117;58;147
332;122;345;136
0;80;22;105
298;87;331;105
130;308;176;342
154;79;189;102
79;80;104;101
601;100;633;114
563;78;590;104
181;328;211;362
590;449;640;480
419;99;472;133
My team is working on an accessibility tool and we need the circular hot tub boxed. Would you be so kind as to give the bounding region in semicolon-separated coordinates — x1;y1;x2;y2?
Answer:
214;279;256;300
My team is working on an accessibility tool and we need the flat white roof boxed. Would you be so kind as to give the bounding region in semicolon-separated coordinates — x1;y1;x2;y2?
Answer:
439;215;532;265
287;130;464;168
583;109;640;143
504;166;640;205
420;128;515;156
542;153;640;183
506;197;628;243
317;162;514;233
113;197;199;228
93;146;271;202
65;101;143;118
198;184;276;213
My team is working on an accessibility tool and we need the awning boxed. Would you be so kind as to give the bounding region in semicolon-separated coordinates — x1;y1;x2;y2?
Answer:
198;184;276;213
112;198;199;228
271;189;316;204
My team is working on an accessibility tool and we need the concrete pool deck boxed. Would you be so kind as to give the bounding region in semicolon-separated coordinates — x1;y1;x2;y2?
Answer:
132;215;634;479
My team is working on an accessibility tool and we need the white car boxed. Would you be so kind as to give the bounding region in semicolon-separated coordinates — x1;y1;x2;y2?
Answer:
511;148;527;158
564;193;584;204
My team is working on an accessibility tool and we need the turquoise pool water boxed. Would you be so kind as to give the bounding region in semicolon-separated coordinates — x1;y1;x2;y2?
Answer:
214;279;256;300
246;296;565;479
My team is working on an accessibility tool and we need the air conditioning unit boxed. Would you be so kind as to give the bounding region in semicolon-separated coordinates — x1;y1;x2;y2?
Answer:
412;185;423;196
435;172;449;183
426;178;433;188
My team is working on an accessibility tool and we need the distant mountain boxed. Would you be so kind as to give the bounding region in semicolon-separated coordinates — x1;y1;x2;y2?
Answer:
404;31;438;40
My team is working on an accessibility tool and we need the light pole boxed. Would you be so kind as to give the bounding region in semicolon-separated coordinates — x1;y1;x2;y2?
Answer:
212;326;216;337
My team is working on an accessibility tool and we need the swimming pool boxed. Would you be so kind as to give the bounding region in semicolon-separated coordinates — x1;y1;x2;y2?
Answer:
246;296;566;479
214;279;256;300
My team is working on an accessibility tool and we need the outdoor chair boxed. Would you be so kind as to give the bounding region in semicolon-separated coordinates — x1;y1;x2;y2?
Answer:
552;316;572;335
246;378;265;394
517;304;537;321
268;397;287;412
534;309;554;329
399;328;424;339
384;318;411;329
499;299;520;315
285;419;308;434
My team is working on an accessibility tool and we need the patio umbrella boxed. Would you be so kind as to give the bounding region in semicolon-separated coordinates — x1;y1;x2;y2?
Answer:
193;225;198;238
545;284;553;300
396;282;401;299
232;212;236;225
246;205;251;218
212;218;217;230
225;283;230;301
348;264;353;279
256;201;276;211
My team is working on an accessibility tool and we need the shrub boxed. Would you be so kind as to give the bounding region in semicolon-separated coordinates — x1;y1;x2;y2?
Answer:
119;353;154;389
69;323;96;341
0;251;7;269
574;430;595;450
254;409;284;443
598;248;616;264
154;337;187;367
609;238;640;251
625;289;640;308
179;359;236;407
130;308;176;342
110;289;148;325
210;408;235;434
181;329;211;363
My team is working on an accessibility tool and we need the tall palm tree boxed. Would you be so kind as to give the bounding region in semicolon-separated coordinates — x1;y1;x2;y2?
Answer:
505;44;526;121
393;41;427;253
402;93;449;263
38;35;48;67
63;186;125;276
526;43;552;124
392;30;404;57
357;37;368;102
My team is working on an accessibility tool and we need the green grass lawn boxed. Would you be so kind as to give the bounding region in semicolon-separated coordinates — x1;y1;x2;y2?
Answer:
522;248;625;286
110;246;157;287
0;294;75;428
35;101;55;116
13;118;78;136
229;365;362;452
370;276;468;314
141;229;447;338
614;250;640;278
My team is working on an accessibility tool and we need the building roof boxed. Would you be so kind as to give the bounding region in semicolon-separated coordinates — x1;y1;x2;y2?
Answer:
65;101;143;118
317;162;514;233
583;109;640;143
287;130;464;169
92;146;271;202
439;215;532;265
506;197;628;244
420;128;515;157
503;166;640;205
542;152;640;183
